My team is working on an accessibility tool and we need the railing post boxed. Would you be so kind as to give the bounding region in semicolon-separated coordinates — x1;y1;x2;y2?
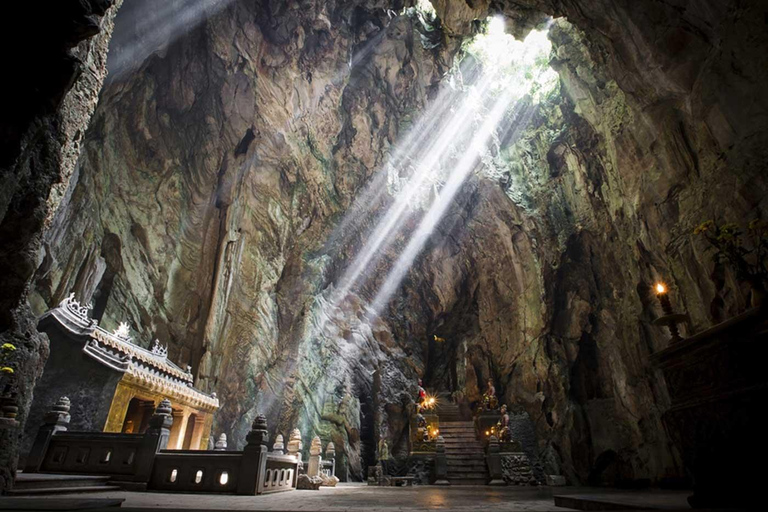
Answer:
325;442;336;477
272;434;284;454
433;435;449;485
237;414;268;495
214;433;227;451
25;397;71;473
286;428;303;471
134;398;173;484
487;434;505;485
307;436;322;477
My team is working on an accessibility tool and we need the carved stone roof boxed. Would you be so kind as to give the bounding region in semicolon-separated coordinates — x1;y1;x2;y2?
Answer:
45;294;219;411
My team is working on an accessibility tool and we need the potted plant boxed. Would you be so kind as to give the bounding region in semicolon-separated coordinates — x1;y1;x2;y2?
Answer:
694;219;768;309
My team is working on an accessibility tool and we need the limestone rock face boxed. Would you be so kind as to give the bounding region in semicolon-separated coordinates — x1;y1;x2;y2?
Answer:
0;0;122;491
28;0;768;485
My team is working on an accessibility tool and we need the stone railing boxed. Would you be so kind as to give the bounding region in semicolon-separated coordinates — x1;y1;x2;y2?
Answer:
25;396;171;485
24;397;300;495
148;415;298;495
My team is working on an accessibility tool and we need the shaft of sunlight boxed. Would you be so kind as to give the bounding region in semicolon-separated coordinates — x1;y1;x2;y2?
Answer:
333;68;499;302
371;88;518;312
108;0;237;79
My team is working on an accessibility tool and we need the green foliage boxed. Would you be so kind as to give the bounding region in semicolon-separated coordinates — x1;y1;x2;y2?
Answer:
694;218;768;288
459;18;558;103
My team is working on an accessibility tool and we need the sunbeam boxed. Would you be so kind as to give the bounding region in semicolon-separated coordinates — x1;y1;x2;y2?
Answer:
107;0;237;80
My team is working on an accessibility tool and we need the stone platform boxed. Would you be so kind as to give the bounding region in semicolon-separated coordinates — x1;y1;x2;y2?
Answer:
0;484;708;511
2;483;572;511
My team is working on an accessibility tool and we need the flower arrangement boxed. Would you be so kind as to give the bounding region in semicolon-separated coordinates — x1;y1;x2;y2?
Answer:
0;342;19;424
694;218;768;307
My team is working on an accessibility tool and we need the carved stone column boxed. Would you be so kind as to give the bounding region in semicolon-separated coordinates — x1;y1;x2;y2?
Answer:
132;399;172;485
24;397;71;473
433;435;449;485
307;436;322;477
487;435;504;485
237;414;269;495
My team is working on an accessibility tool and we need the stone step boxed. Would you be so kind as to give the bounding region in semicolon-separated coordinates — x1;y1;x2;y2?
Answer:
447;472;489;479
6;485;123;496
446;462;487;469
448;478;489;486
12;474;113;491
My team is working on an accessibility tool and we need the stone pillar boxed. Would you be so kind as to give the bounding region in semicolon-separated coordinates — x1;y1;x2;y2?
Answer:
433;435;450;485
214;433;227;451
189;415;206;450
133;399;172;485
307;436;322;477
167;409;186;449
325;442;336;477
487;435;504;485
237;414;269;495
24;397;71;473
272;434;285;454
286;428;303;471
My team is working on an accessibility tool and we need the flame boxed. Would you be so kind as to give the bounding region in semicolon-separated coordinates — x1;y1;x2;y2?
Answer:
655;282;667;295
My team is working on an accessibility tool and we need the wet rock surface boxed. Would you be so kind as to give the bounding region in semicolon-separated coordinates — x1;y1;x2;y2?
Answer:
19;0;768;486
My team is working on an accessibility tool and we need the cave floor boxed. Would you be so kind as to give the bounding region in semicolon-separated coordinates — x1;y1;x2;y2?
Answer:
0;483;697;511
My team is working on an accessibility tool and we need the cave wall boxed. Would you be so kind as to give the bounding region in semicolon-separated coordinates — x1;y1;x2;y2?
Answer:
0;0;123;491
24;0;768;485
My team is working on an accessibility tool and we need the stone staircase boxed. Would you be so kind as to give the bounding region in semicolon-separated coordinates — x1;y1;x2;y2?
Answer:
436;398;488;485
7;473;121;496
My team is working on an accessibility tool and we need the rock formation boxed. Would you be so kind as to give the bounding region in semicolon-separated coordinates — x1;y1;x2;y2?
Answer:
6;0;767;486
0;0;123;491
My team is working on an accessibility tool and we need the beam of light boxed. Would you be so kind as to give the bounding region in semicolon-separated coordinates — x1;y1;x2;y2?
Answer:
107;0;237;80
332;68;499;303
371;87;518;313
327;58;483;245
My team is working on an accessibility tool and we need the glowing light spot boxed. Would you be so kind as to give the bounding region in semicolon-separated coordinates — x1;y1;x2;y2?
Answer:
655;282;667;295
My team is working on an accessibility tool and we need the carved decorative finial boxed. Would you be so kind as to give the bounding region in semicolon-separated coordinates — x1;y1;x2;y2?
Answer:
61;293;93;324
43;396;71;427
287;428;303;458
151;339;168;357
214;433;228;451
326;442;335;457
148;398;173;431
310;435;322;456
245;413;268;447
114;322;131;339
53;396;71;414
272;434;285;454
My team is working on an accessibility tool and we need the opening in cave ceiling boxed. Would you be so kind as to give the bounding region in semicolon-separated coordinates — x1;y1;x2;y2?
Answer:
325;15;560;314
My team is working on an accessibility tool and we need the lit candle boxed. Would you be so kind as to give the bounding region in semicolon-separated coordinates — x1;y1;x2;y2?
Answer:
654;282;681;340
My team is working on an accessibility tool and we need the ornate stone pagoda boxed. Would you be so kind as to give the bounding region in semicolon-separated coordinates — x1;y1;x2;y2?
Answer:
21;294;219;460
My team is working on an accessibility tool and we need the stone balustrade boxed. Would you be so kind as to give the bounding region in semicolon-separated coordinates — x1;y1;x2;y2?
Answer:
24;397;300;495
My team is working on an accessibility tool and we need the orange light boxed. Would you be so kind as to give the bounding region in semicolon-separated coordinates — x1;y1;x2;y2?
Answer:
485;431;490;436
655;282;667;295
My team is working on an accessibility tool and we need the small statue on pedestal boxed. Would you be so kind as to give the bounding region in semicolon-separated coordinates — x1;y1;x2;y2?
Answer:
417;379;426;403
497;404;511;443
483;378;498;411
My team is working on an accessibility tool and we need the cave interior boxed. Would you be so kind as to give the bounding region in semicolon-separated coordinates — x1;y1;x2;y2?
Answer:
0;0;766;508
